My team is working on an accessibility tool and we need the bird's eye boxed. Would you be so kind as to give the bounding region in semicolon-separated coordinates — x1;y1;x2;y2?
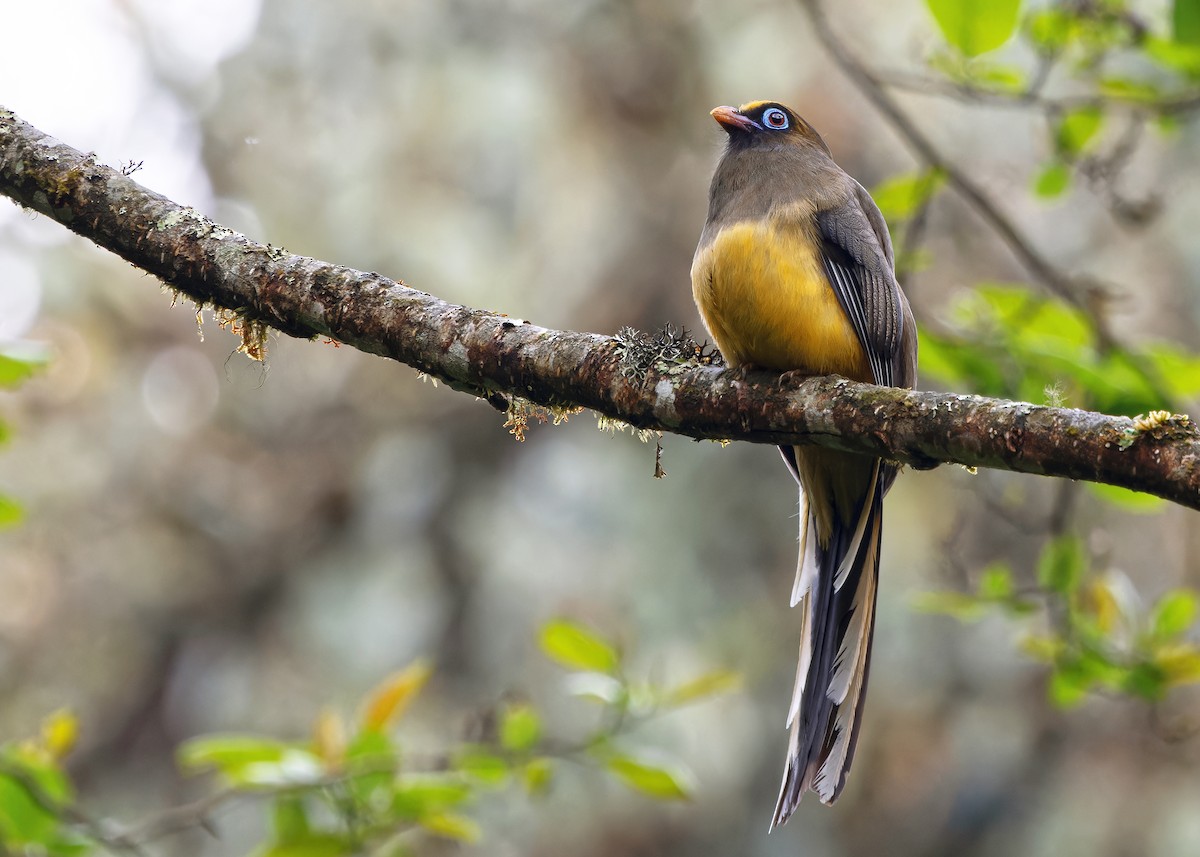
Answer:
762;108;789;130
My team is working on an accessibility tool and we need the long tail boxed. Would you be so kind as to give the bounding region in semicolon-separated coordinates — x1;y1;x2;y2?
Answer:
771;449;888;829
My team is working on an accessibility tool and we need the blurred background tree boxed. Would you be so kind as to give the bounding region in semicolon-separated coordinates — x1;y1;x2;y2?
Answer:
2;0;1200;854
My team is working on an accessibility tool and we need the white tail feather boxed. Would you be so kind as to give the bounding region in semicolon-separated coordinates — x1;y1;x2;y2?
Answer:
826;599;865;704
826;518;880;704
833;464;880;592
791;488;814;607
786;579;816;727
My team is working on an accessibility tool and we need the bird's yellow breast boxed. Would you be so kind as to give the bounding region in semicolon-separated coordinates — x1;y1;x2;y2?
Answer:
691;219;870;380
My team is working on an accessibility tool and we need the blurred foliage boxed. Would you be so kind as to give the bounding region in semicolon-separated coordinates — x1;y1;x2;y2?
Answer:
926;0;1022;57
870;168;946;224
908;0;1200;721
0;622;737;855
918;545;1200;708
0;711;85;856
886;0;1200;209
0;349;44;531
918;284;1200;414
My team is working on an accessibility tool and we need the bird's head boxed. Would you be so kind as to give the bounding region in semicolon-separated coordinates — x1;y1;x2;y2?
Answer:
709;101;831;155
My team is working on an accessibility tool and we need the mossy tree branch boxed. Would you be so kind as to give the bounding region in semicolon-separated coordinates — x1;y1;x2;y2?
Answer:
2;106;1198;509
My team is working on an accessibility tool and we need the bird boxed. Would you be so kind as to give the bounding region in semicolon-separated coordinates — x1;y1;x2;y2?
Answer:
691;100;917;828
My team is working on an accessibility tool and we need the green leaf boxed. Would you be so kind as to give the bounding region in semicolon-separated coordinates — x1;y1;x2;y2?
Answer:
602;752;693;800
1034;161;1072;198
0;354;43;389
271;797;311;843
1175;0;1200;46
1086;483;1165;513
499;703;542;752
1026;9;1076;52
1037;535;1086;595
0;764;67;845
179;736;322;788
0;497;23;530
662;669;743;707
1098;77;1163;102
177;734;291;773
1146;36;1200;75
521;758;554;795
1156;114;1181;135
1051;662;1089;705
913;283;1166;408
917;328;1004;391
1119;663;1167;701
255;834;354;857
391;774;472;821
978;563;1014;600
1145;342;1200;399
453;747;509;785
539;620;619;673
343;726;395;764
926;0;1021;57
969;62;1026;92
895;247;934;275
1048;660;1092;708
912;590;989;621
1152;590;1198;639
871;169;945;223
1055;106;1104;156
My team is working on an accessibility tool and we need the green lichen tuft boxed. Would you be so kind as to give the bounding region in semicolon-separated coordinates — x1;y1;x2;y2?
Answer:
613;324;721;382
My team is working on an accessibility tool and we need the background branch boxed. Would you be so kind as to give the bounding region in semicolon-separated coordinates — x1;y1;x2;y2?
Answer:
798;0;1180;407
1;105;1198;508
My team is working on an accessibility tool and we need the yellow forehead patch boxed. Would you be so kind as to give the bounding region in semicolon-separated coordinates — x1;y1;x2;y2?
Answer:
737;100;779;113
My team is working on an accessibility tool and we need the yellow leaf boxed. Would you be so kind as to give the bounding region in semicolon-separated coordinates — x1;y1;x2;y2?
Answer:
1155;644;1200;685
1090;580;1120;635
420;812;481;843
1019;634;1062;663
312;708;346;768
522;758;553;796
603;752;693;800
663;670;742;706
360;660;433;732
41;709;78;760
539;620;620;673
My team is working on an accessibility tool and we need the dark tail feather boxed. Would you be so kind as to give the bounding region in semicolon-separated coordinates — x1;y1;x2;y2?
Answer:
771;468;885;829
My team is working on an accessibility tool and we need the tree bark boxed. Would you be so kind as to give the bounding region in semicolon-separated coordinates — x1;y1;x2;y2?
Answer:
2;106;1198;509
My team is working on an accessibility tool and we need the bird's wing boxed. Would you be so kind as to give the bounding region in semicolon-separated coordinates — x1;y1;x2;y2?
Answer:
814;182;913;389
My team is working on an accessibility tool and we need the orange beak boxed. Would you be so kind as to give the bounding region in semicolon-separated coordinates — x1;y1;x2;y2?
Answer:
710;105;757;133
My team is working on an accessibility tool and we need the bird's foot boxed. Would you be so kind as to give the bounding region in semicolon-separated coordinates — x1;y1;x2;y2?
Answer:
777;369;817;388
721;363;762;384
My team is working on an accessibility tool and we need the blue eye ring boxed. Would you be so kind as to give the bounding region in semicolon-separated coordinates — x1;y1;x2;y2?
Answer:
762;107;789;130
